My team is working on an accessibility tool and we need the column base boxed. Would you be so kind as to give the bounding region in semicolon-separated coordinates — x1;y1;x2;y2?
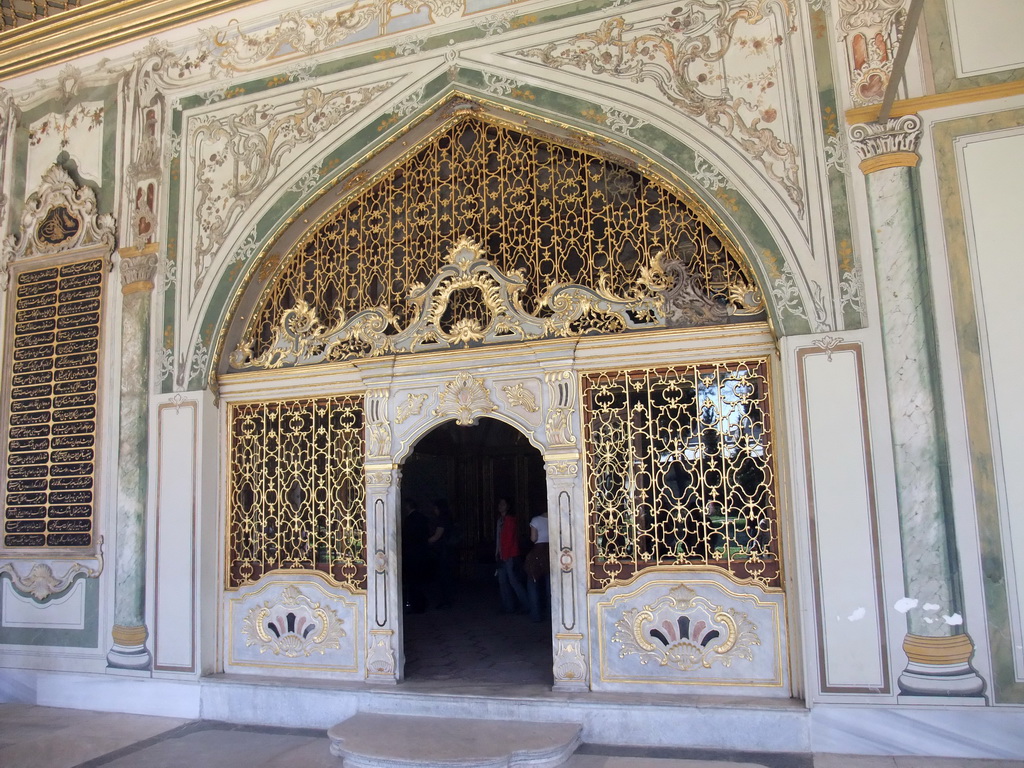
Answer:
897;633;986;699
107;624;152;671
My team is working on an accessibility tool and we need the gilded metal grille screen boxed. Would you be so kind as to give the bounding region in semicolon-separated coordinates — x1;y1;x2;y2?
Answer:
582;360;779;590
3;258;103;548
228;397;366;589
0;0;91;31
244;116;759;364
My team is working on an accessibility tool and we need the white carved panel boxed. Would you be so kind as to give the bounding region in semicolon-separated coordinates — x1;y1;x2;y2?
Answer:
225;575;362;679
960;129;1024;678
591;570;786;694
153;400;198;672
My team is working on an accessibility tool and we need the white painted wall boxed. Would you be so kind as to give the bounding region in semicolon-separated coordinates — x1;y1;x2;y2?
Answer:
947;0;1024;77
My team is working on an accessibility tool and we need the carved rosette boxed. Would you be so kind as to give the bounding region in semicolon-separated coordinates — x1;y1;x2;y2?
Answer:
546;460;579;479
849;114;922;172
433;372;496;426
241;585;345;657
366;470;395;489
611;585;759;672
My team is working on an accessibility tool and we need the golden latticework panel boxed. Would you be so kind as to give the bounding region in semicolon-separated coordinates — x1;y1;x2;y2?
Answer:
582;360;779;590
242;116;760;365
228;396;366;590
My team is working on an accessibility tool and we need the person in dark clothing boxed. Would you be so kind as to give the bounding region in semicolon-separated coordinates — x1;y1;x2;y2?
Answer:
402;498;430;613
427;497;458;608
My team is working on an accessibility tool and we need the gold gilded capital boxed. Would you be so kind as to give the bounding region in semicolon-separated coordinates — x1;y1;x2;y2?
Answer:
850;115;923;176
119;242;160;295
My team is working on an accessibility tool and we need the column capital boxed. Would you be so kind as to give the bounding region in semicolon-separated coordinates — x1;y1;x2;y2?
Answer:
850;114;923;174
118;242;159;294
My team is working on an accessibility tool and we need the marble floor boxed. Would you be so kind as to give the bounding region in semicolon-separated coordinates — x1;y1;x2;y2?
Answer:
3;581;1023;767
2;705;1024;768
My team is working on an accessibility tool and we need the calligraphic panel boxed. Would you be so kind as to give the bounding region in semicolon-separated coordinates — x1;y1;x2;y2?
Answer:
3;258;103;548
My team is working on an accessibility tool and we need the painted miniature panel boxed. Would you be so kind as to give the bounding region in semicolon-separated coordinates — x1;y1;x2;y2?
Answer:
226;574;362;678
591;570;786;692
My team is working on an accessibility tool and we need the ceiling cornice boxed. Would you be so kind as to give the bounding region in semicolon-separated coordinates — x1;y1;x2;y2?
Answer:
0;0;260;82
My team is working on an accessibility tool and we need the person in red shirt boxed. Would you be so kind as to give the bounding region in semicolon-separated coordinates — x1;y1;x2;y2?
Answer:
495;497;528;614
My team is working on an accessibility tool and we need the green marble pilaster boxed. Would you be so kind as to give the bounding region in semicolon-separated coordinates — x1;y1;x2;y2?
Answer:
850;115;983;698
106;244;159;671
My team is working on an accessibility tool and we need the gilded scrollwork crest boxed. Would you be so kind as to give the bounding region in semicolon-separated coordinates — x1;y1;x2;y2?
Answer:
2;166;116;283
232;113;764;372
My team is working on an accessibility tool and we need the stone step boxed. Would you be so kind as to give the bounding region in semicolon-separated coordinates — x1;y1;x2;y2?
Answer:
328;712;582;767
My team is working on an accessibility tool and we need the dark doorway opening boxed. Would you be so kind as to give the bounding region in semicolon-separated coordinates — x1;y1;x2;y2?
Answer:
400;417;552;687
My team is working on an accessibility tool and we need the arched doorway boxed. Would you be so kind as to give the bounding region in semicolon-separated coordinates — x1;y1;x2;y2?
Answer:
216;100;790;696
400;417;552;685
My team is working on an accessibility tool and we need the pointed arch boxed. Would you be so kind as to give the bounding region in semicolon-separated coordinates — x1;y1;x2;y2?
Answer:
213;96;782;378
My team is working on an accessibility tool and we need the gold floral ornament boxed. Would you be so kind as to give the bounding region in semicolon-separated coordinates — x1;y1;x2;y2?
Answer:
241;585;346;658
612;584;759;671
231;239;762;369
433;371;497;426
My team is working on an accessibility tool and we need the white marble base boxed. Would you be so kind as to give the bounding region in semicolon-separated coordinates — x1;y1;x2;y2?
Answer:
897;661;986;697
106;643;152;671
2;669;1023;759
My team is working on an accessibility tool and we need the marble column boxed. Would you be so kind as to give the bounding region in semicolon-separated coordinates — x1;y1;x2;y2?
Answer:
849;116;983;697
106;243;159;671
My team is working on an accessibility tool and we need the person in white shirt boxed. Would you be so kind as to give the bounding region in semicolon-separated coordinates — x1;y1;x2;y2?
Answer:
524;509;550;623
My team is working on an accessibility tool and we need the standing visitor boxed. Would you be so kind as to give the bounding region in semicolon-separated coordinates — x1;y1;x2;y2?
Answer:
495;497;528;614
525;508;550;623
